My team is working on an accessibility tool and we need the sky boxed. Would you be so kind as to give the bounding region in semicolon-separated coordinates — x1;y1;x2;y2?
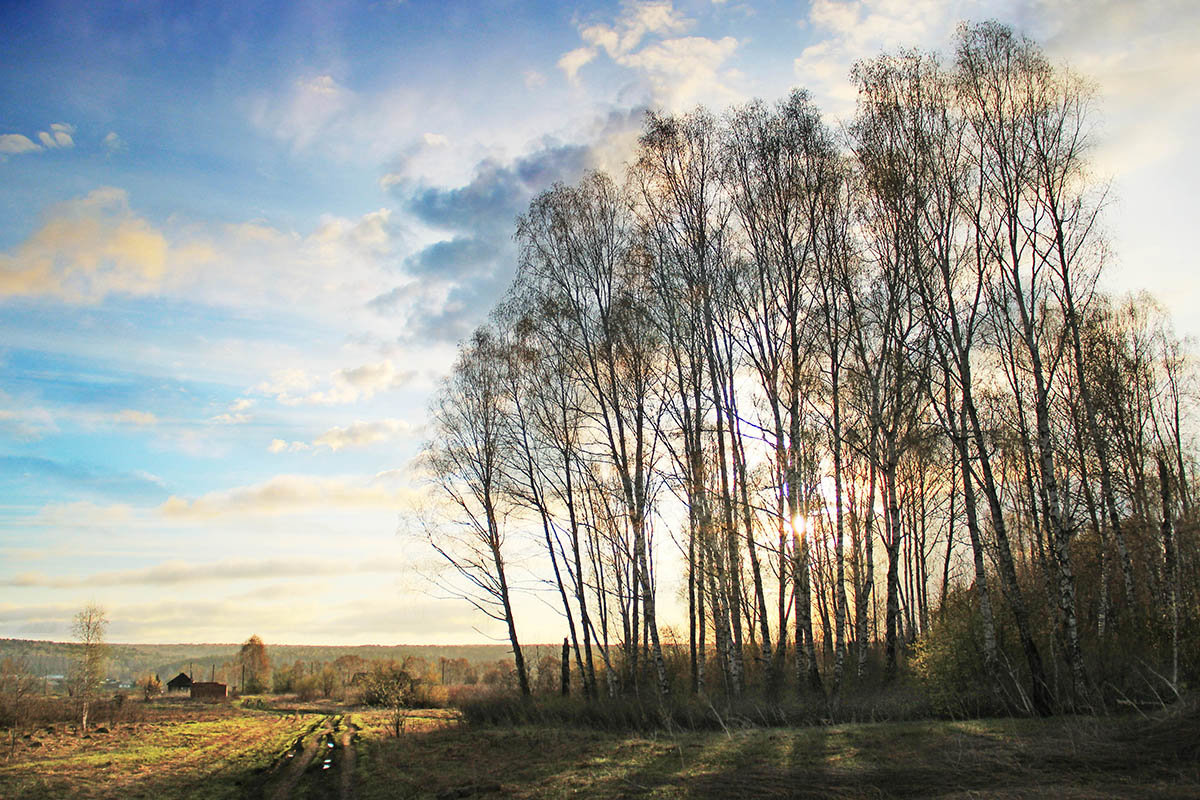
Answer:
1;0;1197;646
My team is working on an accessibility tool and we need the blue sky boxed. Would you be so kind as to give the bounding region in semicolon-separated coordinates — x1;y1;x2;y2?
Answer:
2;0;1197;645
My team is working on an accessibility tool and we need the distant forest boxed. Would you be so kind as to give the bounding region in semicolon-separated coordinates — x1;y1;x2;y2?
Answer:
0;638;519;684
424;22;1197;715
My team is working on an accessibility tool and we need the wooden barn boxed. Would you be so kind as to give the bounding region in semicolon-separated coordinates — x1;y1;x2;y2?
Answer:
190;681;227;701
166;672;193;692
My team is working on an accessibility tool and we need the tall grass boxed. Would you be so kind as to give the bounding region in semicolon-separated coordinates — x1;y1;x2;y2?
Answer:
456;683;938;732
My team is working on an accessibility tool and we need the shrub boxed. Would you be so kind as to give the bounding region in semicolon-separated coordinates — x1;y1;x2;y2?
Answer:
411;682;450;708
360;663;417;736
138;674;162;701
455;684;935;732
910;589;998;717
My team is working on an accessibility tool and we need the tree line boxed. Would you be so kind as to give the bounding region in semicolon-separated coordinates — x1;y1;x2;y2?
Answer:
425;22;1197;715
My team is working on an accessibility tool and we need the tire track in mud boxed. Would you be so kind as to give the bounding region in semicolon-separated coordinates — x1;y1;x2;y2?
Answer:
340;716;358;800
268;715;333;800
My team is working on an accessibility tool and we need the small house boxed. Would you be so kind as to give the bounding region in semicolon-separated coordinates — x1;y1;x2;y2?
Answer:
167;672;193;692
190;681;227;701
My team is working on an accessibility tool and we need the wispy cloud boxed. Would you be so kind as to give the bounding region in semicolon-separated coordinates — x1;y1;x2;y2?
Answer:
254;359;414;406
268;438;311;453
208;397;255;425
31;500;136;528
559;0;740;108
3;555;412;588
0;396;160;437
112;409;158;426
250;73;353;153
0;455;169;504
247;70;424;163
791;0;966;118
0;187;210;303
0;404;57;440
159;472;421;518
314;418;414;451
0;188;410;324
101;131;124;156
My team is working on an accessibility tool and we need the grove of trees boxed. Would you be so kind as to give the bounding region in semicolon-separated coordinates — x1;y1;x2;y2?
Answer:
426;22;1198;715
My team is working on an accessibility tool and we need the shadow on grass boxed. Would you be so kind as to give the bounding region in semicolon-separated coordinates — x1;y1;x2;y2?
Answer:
684;716;1200;799
346;699;1200;799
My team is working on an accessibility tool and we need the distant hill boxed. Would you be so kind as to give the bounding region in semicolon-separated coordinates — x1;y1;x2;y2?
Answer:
0;638;527;682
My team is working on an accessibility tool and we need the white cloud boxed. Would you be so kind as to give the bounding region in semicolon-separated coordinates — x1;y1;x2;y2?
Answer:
268;438;310;453
209;398;255;425
184;207;402;316
255;359;414;406
32;501;135;528
1;403;158;436
102;131;124;155
0;123;75;159
250;73;352;152
558;47;597;83
4;555;412;588
0;187;210;303
580;0;691;59
0;404;57;440
52;124;74;148
112;409;157;426
558;1;740;108
0;186;416;328
255;367;313;398
0;134;42;155
247;70;427;163
792;0;962;119
622;35;739;106
379;171;406;190
789;0;1200;126
160;473;422;518
314;418;414;451
34;122;75;149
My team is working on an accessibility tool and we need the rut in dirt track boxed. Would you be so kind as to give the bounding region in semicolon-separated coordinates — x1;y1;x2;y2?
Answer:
339;717;359;800
268;715;334;800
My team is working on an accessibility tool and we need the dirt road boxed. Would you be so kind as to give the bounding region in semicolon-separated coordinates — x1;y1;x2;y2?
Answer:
268;715;334;800
339;716;359;800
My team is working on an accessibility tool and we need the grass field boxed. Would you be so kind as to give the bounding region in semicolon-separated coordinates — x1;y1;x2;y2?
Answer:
3;699;1197;798
355;711;1200;799
0;701;322;799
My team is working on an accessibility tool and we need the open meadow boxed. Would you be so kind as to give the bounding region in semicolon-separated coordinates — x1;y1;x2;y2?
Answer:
2;696;1198;799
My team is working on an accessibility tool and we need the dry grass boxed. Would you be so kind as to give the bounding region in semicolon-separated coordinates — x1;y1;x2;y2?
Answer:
354;708;1200;799
0;701;321;799
4;699;1197;799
